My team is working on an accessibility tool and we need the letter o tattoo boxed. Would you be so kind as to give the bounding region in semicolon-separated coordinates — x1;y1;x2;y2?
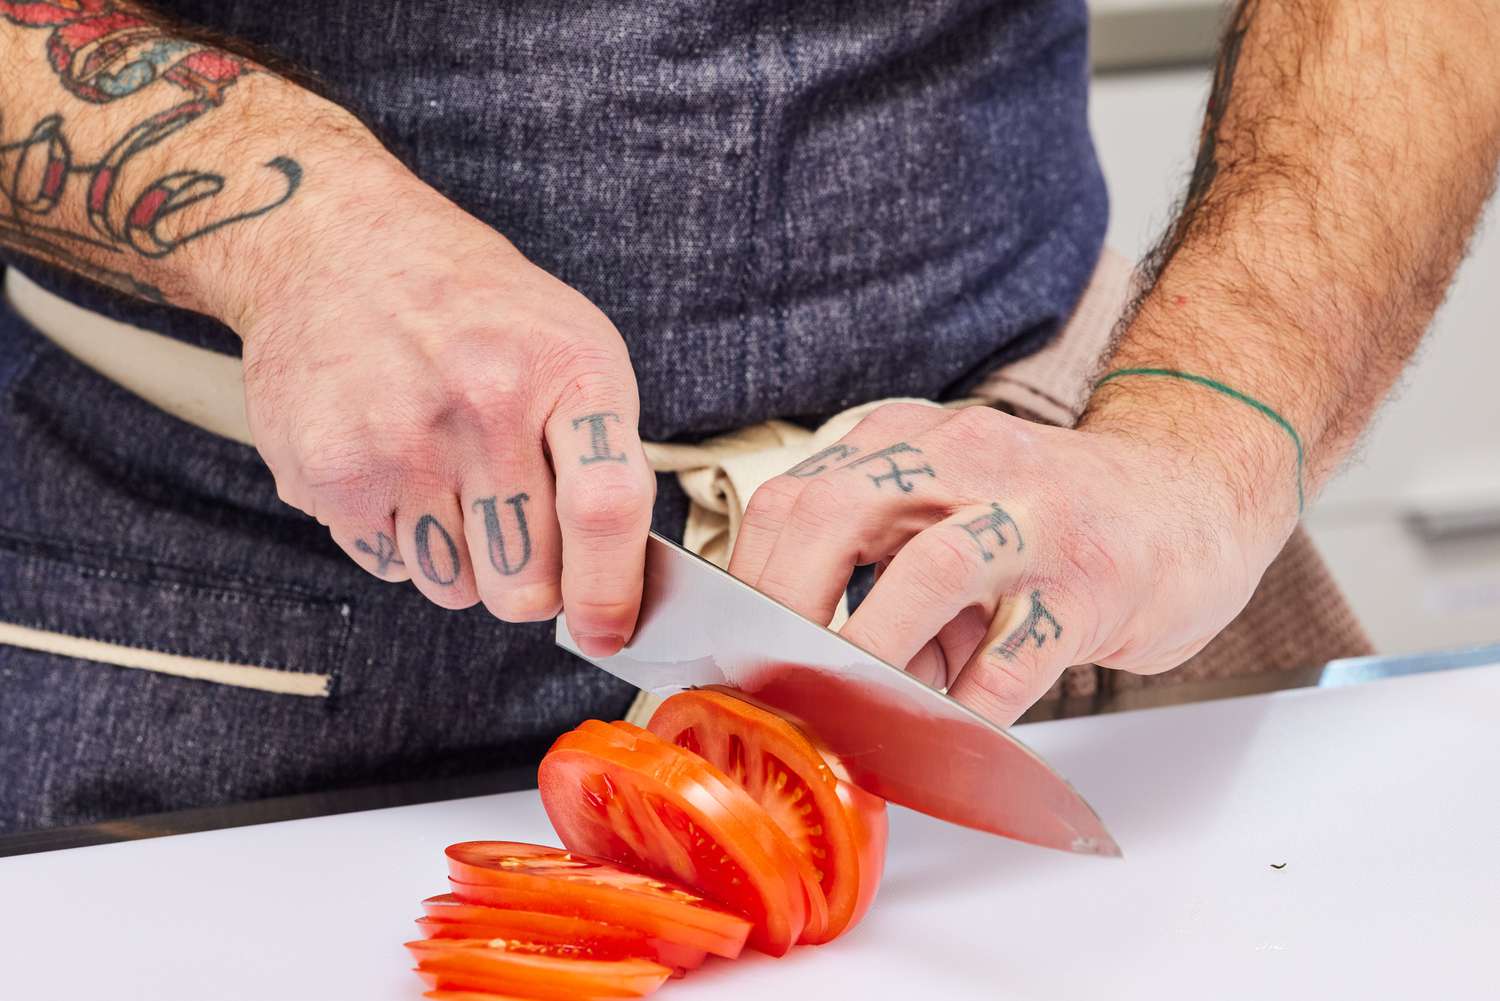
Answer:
414;514;461;586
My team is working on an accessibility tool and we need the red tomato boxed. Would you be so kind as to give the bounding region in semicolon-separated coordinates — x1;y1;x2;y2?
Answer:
417;894;705;972
424;992;538;1001
445;842;748;960
647;690;889;943
408;938;670;999
539;723;817;956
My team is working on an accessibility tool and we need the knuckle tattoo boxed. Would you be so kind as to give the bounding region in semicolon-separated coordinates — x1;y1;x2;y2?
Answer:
992;590;1063;661
472;493;534;576
785;443;859;478
354;531;404;576
958;503;1024;560
849;442;936;492
571;411;628;465
413;514;462;586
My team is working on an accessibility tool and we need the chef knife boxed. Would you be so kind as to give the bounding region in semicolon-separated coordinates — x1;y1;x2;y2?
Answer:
557;532;1120;857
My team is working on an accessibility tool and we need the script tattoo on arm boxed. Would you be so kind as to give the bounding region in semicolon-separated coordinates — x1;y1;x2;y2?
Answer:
0;1;303;302
959;503;1024;560
993;590;1062;660
413;514;461;586
571;412;627;465
472;493;534;576
850;443;936;493
355;531;404;576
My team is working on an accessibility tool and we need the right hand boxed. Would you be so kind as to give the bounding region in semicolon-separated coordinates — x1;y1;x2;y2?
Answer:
227;152;656;656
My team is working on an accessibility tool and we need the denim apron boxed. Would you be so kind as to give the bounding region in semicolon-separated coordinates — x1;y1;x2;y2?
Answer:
0;0;1106;832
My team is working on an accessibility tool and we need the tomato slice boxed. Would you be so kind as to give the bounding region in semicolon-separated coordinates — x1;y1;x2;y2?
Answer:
417;894;705;972
424;992;540;1001
408;938;670;999
445;842;748;959
646;690;889;943
602;720;833;944
539;723;815;956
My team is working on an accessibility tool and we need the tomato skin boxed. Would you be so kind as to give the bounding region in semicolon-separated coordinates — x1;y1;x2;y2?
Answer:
646;690;889;943
417;895;706;973
445;842;748;959
407;938;671;1000
540;725;814;956
835;779;889;934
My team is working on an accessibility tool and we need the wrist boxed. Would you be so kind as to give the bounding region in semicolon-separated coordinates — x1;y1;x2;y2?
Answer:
155;79;397;327
1078;368;1302;554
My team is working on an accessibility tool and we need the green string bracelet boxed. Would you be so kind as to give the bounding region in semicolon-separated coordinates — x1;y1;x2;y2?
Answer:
1093;367;1306;515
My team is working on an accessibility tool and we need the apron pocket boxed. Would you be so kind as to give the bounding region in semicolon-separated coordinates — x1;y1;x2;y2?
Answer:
0;528;352;697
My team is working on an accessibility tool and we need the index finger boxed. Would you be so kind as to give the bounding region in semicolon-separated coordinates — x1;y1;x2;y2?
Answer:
546;398;656;658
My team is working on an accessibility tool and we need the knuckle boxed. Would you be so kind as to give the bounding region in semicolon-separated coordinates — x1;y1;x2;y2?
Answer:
563;470;653;537
484;583;563;623
538;342;633;409
742;476;805;530
946;405;1006;449
966;657;1042;721
562;595;638;633
862;401;939;430
785;478;854;536
911;532;981;601
421;587;481;612
438;366;522;427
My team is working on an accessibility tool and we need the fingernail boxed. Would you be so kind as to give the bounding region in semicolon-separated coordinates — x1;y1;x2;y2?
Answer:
575;632;625;657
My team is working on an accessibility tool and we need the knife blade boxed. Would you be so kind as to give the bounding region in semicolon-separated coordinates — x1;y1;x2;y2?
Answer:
557;533;1120;857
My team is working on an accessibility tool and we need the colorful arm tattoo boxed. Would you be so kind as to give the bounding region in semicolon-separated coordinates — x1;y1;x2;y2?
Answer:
0;1;302;301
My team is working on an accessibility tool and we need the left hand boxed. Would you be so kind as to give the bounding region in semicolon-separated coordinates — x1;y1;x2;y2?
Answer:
728;401;1297;724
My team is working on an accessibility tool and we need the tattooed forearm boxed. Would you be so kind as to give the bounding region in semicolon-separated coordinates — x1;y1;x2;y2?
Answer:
355;531;404;575
1185;2;1257;212
994;591;1061;660
850;443;936;493
786;444;859;478
571;412;627;465
960;503;1024;560
0;1;303;299
473;493;533;576
413;514;461;586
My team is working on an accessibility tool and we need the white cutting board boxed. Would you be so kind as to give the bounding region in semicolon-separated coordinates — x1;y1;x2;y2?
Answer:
3;664;1498;1001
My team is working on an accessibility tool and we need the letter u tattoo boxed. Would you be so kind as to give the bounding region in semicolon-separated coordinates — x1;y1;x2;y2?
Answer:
473;493;533;575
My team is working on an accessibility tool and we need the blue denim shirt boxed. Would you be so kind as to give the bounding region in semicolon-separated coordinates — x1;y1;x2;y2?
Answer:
10;0;1107;441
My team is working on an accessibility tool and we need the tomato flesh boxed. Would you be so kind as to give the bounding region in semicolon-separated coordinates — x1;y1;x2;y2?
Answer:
407;938;670;999
647;690;889;943
418;894;705;972
445;842;748;959
540;724;815;955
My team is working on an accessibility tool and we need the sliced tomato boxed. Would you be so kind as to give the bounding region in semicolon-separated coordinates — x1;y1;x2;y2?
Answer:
604;720;833;943
408;938;670;999
424;992;540;1001
647;690;889;943
445;842;748;959
417;894;705;972
539;723;815;956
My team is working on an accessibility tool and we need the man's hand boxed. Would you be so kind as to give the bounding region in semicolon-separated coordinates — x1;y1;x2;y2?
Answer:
729;399;1297;724
236;157;655;655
